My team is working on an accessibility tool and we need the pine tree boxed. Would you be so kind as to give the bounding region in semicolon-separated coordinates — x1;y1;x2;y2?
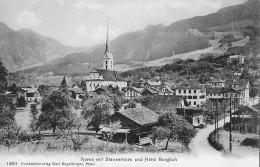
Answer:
59;76;69;94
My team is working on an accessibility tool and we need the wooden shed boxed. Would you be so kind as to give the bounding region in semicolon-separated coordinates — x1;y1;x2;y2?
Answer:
102;107;159;145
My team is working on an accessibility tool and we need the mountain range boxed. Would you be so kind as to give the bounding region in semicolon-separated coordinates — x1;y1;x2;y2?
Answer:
0;23;88;72
4;0;260;76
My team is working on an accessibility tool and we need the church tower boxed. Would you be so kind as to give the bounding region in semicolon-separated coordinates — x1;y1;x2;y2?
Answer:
103;18;113;70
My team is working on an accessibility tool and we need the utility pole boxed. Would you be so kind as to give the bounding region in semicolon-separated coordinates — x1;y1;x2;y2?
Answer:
223;98;226;124
216;101;219;142
229;97;232;153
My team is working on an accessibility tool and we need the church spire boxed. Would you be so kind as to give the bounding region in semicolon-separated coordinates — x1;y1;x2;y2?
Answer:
103;17;113;70
105;17;110;53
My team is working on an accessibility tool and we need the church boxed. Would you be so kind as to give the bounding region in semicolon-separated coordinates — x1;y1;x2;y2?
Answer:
85;21;127;92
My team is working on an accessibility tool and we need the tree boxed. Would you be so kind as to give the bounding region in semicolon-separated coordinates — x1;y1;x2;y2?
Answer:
82;94;113;133
150;112;196;150
249;86;259;98
0;58;8;93
59;76;68;92
38;90;73;137
0;94;19;150
17;96;27;108
30;103;38;118
0;95;16;128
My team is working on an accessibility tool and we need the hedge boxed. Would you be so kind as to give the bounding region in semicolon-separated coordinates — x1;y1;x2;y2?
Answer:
241;138;259;148
207;129;224;151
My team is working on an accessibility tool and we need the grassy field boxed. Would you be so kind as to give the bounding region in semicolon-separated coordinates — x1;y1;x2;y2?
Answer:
0;135;189;154
218;130;259;157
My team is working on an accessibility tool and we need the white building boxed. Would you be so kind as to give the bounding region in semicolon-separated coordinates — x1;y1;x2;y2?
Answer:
85;21;127;92
227;54;245;64
206;79;250;106
123;87;143;99
223;79;250;105
175;85;206;107
209;79;225;87
21;87;42;102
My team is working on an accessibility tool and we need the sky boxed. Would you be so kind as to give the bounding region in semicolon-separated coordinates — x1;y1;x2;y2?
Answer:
0;0;246;47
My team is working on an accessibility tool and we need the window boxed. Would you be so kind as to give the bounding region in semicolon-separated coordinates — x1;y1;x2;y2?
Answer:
225;94;228;97
193;96;197;99
184;90;186;94
189;90;191;94
188;101;191;105
194;90;196;93
188;96;192;99
179;90;181;94
194;102;196;105
200;95;205;99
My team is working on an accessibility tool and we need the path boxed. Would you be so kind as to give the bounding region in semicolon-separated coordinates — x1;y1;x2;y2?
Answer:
190;117;230;156
15;105;33;131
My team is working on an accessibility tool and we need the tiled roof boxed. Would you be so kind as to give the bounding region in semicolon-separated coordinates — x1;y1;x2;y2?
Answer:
118;107;159;126
222;87;241;93
133;87;144;93
224;79;249;89
90;68;125;82
206;87;224;94
210;79;225;83
68;88;84;94
22;88;38;93
142;87;159;94
146;95;188;113
176;84;205;89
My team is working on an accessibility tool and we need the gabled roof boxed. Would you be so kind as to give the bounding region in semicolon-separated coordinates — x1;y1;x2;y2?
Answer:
176;84;205;89
146;95;188;113
142;87;159;94
206;87;224;94
210;79;225;83
222;87;241;93
146;81;162;86
94;68;125;82
68;88;84;94
22;88;38;93
118;107;159;126
224;79;249;89
123;87;144;93
237;79;249;89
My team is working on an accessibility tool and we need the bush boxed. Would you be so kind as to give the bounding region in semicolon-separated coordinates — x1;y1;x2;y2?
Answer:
241;138;259;148
208;129;224;151
223;122;230;131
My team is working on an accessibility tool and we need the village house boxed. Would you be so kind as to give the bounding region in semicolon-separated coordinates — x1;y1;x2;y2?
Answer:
68;87;85;108
206;87;224;100
21;87;42;102
231;105;259;134
102;107;159;145
84;22;127;92
122;86;143;99
205;78;250;106
227;54;245;64
144;81;174;95
209;79;225;87
222;79;250;105
175;85;206;107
